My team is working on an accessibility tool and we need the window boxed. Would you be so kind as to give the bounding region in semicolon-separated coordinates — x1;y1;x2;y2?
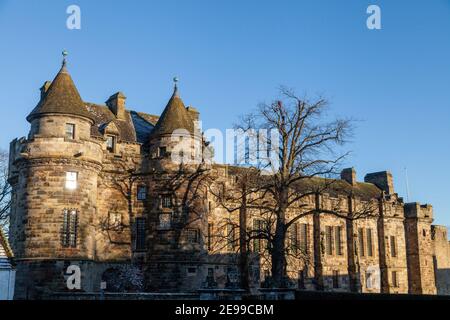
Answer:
227;224;237;252
298;269;306;289
62;209;78;248
185;229;199;244
65;123;75;140
161;195;172;208
392;271;399;287
253;219;265;253
325;226;333;255
208;223;214;251
358;228;365;257
106;135;116;153
159;146;167;158
367;228;373;257
332;270;340;288
65;172;78;190
366;271;374;289
159;213;172;229
335;226;343;256
289;223;298;255
187;267;197;275
299;223;308;253
390;236;397;258
137;186;147;200
135;218;146;251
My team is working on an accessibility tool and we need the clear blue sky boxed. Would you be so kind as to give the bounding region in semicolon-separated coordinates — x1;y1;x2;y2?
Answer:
0;1;449;227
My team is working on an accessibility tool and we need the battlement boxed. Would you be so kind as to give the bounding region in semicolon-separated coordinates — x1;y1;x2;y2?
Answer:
404;202;433;220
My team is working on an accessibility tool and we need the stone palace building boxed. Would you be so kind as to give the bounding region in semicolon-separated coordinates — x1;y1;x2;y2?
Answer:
7;55;450;299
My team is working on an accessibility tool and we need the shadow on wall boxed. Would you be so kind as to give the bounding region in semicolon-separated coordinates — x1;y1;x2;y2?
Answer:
434;268;450;295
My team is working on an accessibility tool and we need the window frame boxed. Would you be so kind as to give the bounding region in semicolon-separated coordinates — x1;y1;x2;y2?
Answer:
207;223;213;251
62;209;78;248
137;185;147;201
390;236;397;258
325;226;333;255
185;228;200;244
332;270;340;289
106;135;116;153
358;228;365;257
299;223;308;253
65;123;75;140
366;228;373;257
161;195;173;208
158;146;167;158
335;226;343;256
253;219;266;253
135;217;147;251
65;171;78;190
392;270;399;287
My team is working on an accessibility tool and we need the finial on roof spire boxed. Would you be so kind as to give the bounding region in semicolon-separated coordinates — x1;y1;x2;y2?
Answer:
173;76;179;96
62;49;68;69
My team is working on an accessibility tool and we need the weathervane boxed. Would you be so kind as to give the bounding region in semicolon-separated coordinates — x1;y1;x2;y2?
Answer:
173;76;179;94
62;49;68;67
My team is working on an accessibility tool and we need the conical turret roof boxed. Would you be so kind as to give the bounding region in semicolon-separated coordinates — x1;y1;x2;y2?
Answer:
27;60;93;122
151;86;195;137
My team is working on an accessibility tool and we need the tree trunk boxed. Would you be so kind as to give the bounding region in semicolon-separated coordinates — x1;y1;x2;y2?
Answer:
313;193;324;290
377;198;389;293
271;220;286;288
239;188;249;292
346;196;359;292
271;189;288;288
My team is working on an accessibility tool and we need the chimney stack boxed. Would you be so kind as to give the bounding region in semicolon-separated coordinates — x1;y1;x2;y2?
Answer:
341;168;357;185
106;92;127;120
364;171;395;195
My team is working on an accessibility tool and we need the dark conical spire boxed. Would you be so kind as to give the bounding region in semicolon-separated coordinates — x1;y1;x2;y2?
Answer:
27;51;93;122
151;78;195;137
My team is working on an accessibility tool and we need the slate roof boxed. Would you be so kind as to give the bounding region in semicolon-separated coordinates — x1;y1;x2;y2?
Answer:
130;111;156;144
151;89;195;138
27;64;93;122
221;164;383;201
85;103;139;143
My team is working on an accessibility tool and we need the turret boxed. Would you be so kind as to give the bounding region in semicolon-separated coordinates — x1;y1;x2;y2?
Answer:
9;52;103;299
404;203;436;294
148;78;203;170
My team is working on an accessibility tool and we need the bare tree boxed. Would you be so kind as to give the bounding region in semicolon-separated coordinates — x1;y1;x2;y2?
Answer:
235;87;378;289
209;166;262;291
0;150;11;232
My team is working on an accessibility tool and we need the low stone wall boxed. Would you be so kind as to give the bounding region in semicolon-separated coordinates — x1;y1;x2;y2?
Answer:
47;292;200;300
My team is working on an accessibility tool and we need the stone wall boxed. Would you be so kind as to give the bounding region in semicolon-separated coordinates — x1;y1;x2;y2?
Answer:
432;225;450;295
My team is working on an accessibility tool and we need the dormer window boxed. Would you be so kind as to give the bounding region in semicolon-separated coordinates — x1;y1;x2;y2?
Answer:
106;135;116;153
65;123;75;140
